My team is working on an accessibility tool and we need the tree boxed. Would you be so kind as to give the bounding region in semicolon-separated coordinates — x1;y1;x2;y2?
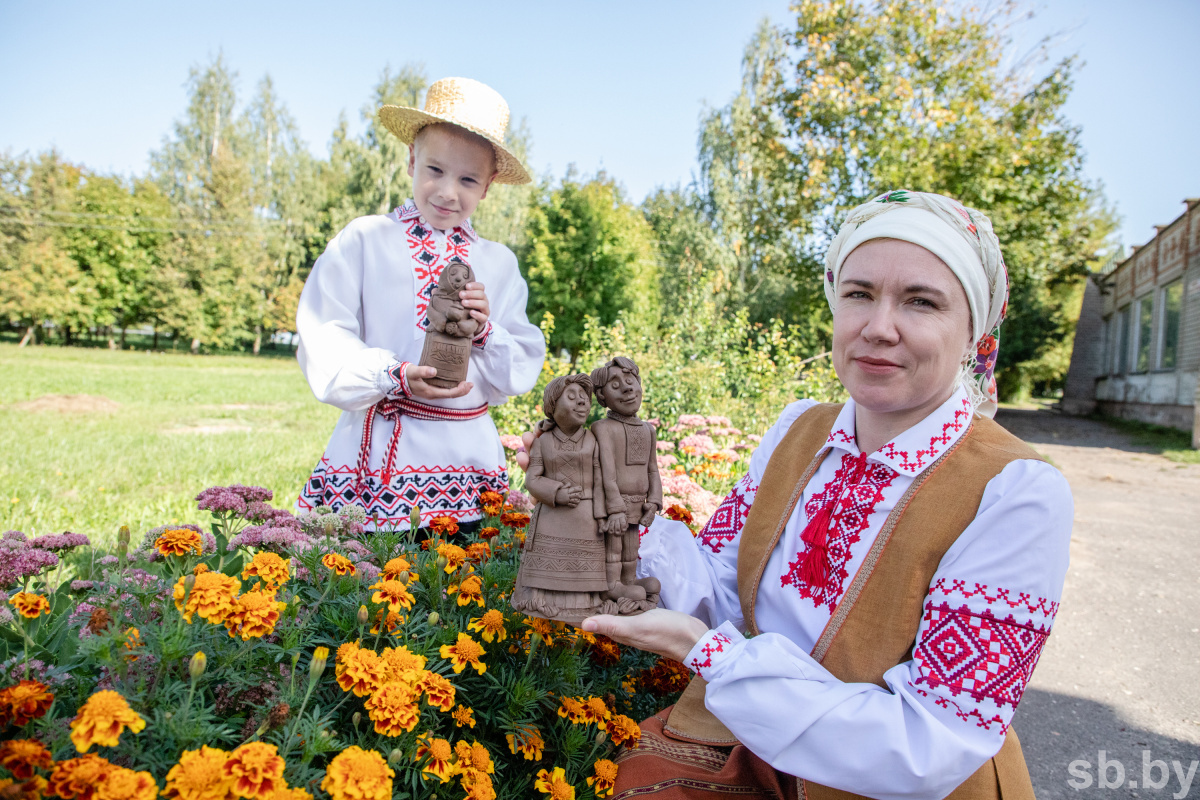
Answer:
521;172;660;362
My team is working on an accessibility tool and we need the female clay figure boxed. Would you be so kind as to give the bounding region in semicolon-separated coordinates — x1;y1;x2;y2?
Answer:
510;374;609;622
426;260;480;339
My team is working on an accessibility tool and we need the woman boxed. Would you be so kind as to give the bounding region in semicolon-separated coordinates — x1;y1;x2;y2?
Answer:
523;192;1071;800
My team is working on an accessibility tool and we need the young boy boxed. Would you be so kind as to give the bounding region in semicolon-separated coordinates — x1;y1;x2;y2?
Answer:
295;77;545;531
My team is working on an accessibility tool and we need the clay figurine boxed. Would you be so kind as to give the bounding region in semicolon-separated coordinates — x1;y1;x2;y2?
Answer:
418;259;476;388
511;374;609;623
590;356;661;612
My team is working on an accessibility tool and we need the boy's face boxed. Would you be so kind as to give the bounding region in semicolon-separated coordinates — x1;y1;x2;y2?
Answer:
407;125;496;230
603;369;642;417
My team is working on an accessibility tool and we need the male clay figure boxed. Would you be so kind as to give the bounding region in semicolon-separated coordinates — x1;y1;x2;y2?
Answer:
590;356;662;608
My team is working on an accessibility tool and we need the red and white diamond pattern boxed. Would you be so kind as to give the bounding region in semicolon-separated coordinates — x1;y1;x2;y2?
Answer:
696;474;757;554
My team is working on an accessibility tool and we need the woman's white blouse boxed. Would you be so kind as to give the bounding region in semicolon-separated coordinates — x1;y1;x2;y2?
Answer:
638;387;1072;800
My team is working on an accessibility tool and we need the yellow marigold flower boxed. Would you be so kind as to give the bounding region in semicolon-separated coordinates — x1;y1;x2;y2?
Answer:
0;680;54;727
381;645;426;681
587;759;618;798
321;747;393;800
453;741;494;776
440;632;486;675
524;616;559;645
336;647;390;697
95;766;158;800
173;571;240;624
69;690;147;752
265;788;312;800
193;563;210;575
381;556;415;583
451;704;476;728
241;552;290;592
0;738;53;779
467;609;507;643
163;746;233;800
414;735;456;783
461;770;497;800
572;627;597;645
223;590;286;640
534;767;575;800
371;608;405;634
363;682;420;737
436;542;466;573
418;670;455;712
48;753;114;799
155;528;203;557
452;575;484;607
320;552;356;576
506;726;544;761
370;579;415;613
334;641;359;678
222;742;286;800
557;696;588;724
479;490;504;516
582;696;611;725
9;592;50;619
606;714;641;748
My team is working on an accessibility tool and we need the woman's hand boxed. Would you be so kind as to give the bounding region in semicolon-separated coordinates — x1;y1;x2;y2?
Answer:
515;430;538;472
582;608;710;663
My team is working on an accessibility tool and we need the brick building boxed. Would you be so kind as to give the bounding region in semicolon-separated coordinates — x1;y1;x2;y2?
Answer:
1061;198;1200;446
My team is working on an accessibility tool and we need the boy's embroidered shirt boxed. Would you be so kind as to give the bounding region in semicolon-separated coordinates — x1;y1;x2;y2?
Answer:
637;388;1072;800
295;205;546;527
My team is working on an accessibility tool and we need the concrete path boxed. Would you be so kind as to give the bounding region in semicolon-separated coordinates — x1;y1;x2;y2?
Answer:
994;409;1200;799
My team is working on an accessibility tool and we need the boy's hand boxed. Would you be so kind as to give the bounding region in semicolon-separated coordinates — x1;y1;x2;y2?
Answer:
404;364;473;399
459;281;490;328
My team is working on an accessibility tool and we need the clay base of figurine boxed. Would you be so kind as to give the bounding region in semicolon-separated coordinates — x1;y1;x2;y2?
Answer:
510;585;660;626
419;330;471;388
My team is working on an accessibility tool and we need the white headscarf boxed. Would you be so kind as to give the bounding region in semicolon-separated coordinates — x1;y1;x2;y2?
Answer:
823;190;1009;417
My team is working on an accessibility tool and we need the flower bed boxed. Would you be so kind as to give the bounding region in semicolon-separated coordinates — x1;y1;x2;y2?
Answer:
0;484;693;799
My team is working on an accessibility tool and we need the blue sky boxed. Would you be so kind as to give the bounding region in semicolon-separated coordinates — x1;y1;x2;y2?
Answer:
1;1;1196;249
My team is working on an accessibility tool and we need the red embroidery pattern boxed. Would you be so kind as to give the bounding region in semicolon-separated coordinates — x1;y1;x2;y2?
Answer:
697;475;756;554
874;397;971;473
913;601;1049;711
688;632;732;678
914;688;1008;735
780;453;895;611
826;427;855;446
929;578;1060;623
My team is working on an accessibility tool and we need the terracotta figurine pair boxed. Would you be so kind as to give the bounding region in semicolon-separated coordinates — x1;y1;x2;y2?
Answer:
511;357;663;624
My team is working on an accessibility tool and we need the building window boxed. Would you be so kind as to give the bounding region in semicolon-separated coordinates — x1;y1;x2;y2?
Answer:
1158;281;1182;370
1116;304;1131;374
1134;295;1153;373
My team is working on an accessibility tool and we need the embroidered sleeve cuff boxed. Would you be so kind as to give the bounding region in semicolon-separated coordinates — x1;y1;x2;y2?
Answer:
382;361;412;398
685;620;743;680
472;321;494;350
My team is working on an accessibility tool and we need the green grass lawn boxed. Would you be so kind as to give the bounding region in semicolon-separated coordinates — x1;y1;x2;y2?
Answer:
0;343;341;545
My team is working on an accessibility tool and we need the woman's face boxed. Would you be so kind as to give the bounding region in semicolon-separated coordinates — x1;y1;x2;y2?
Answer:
553;382;591;432
832;238;973;423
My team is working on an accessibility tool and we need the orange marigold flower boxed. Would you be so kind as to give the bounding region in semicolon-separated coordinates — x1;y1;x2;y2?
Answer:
452;575;484;607
0;680;54;727
500;511;530;529
380;557;414;583
380;645;426;682
418;670;455;712
241;552;290;592
607;714;642;748
0;738;53;779
321;747;393;800
478;526;499;540
336;647;390;697
524;616;560;645
334;641;360;678
479;490;504;516
155;528;203;557
223;590;286;640
264;789;312;800
9;592;50;619
70;690;147;752
589;635;621;667
534;767;575;800
162;745;233;800
173;571;240;624
48;753;114;800
414;735;455;783
320;553;356;577
435;543;466;573
461;770;496;800
222;742;285;800
440;632;486;675
430;516;459;537
0;776;49;800
588;759;618;798
572;627;596;645
370;579;415;613
122;628;142;661
467;609;507;643
193;563;210;575
557;696;588;724
453;740;494;777
363;682;419;737
451;704;476;728
95;766;158;800
464;542;491;563
506;726;544;761
370;608;405;635
663;504;694;526
581;696;611;725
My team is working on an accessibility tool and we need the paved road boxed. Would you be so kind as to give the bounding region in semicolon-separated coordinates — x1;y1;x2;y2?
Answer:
994;409;1200;799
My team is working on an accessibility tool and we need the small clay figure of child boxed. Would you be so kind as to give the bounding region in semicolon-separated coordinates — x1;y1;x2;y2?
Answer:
590;356;661;611
426;260;481;339
510;374;609;622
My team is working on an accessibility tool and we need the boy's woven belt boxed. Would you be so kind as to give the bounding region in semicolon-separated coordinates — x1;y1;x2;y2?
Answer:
357;397;490;486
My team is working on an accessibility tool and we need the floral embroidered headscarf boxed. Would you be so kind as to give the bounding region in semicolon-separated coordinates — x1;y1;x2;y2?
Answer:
823;190;1009;417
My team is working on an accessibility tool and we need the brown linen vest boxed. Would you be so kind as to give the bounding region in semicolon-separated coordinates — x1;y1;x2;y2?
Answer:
663;404;1040;800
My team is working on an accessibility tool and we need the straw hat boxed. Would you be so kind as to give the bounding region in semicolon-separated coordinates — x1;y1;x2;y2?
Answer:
379;77;531;185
